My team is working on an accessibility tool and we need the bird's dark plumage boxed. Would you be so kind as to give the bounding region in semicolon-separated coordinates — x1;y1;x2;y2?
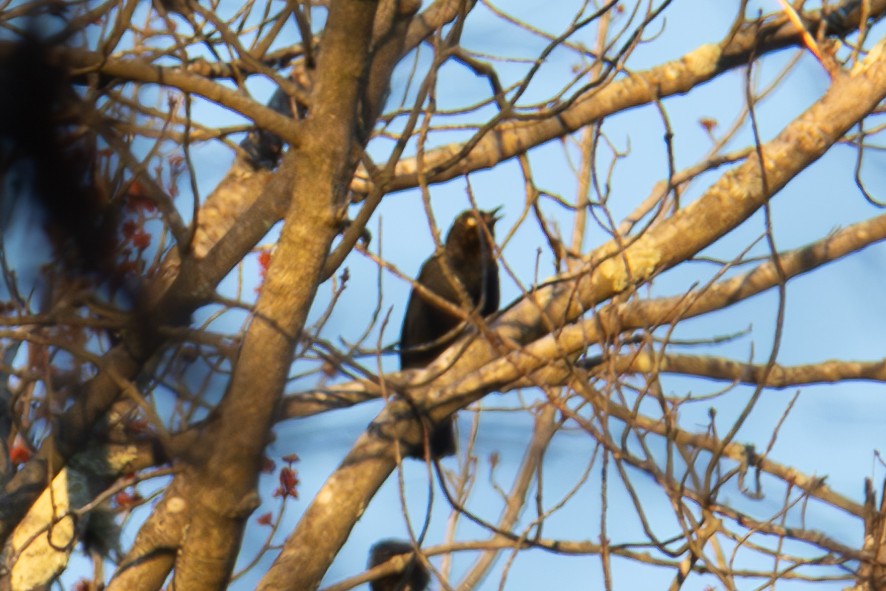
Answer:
399;208;500;459
368;539;429;591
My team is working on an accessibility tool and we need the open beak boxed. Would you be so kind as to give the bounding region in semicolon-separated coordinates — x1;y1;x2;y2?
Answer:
483;206;503;227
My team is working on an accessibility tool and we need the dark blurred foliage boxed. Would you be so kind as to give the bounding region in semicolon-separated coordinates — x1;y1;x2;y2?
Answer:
0;27;122;291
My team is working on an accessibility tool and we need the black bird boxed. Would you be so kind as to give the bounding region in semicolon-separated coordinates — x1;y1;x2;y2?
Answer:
368;539;429;591
399;208;501;460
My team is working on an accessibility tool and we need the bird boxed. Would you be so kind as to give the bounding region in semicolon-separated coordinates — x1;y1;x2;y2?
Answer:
368;539;429;591
399;208;501;460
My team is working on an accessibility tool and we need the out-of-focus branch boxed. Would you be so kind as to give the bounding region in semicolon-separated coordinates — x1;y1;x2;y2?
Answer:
24;1;427;574
615;353;886;387
150;0;383;588
281;382;384;418
112;3;430;588
451;209;886;416
351;0;886;195
421;36;886;408
320;0;423;278
404;0;477;51
281;202;886;423
455;405;559;591
279;209;886;526
0;347;142;548
262;36;886;591
851;479;886;591
0;44;304;146
574;383;864;517
0;25;293;572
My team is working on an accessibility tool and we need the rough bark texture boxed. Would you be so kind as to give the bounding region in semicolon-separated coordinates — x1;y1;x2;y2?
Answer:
2;1;885;589
257;39;886;590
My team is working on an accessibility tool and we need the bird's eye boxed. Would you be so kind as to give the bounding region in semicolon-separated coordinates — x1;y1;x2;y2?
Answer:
465;216;477;227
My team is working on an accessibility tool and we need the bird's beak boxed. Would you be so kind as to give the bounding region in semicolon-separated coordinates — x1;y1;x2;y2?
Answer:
484;206;503;227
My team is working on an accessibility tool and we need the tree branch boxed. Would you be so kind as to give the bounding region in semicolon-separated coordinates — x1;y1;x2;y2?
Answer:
350;0;886;195
164;0;382;589
263;43;886;587
619;353;886;388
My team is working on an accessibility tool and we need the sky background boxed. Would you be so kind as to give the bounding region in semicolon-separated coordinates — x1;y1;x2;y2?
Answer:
262;3;885;589
3;0;884;589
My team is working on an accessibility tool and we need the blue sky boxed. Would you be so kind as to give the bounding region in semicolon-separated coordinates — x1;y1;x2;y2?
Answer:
3;0;880;589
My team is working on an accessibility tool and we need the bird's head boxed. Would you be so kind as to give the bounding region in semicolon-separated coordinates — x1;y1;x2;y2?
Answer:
446;207;502;251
